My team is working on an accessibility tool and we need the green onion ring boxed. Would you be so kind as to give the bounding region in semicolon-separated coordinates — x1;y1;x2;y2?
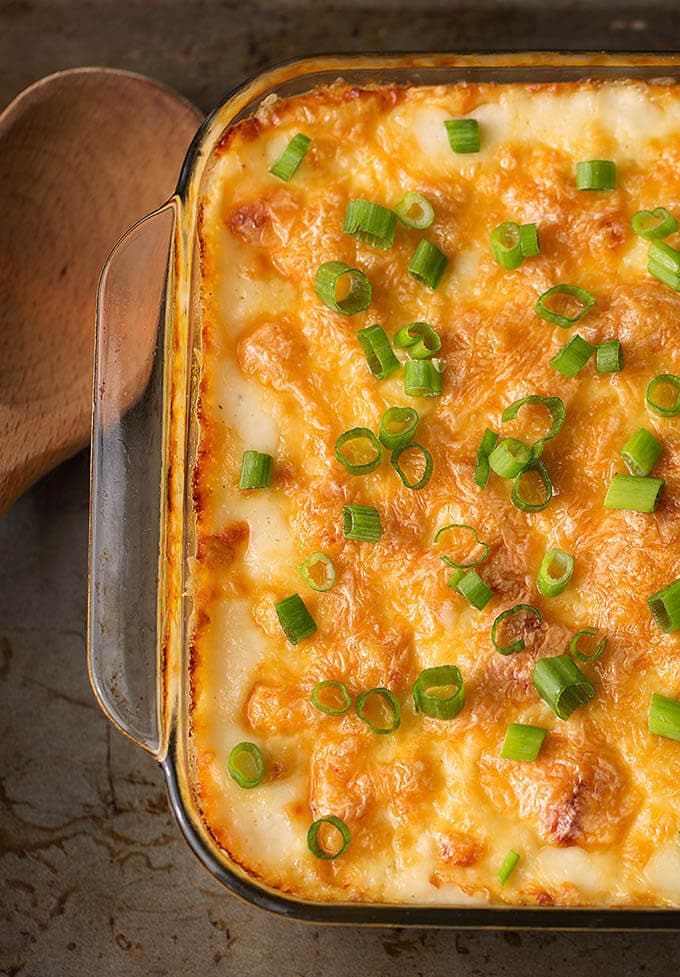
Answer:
568;628;607;663
646;373;680;417
412;665;465;720
379;406;419;450
307;815;351;859
390;441;433;490
491;604;542;655
310;680;352;715
511;461;553;512
434;523;490;569
228;742;265;789
356;688;401;734
334;427;383;476
535;284;595;328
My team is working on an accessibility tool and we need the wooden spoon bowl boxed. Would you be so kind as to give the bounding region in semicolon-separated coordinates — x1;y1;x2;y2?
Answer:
0;67;202;514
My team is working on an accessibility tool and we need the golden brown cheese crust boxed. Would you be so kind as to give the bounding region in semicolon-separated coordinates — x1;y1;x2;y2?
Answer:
190;78;680;907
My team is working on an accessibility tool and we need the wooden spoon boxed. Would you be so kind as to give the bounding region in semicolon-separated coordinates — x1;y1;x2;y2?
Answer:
0;67;202;515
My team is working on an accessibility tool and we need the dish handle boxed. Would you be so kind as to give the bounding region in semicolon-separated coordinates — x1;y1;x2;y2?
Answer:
88;200;178;758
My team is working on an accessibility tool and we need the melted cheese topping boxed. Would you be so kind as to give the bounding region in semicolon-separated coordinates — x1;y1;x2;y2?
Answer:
190;79;680;907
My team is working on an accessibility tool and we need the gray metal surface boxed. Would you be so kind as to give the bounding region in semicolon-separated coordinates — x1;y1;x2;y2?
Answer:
2;2;680;973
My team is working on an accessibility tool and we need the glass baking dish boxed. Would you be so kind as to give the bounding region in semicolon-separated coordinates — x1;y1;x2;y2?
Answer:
88;51;680;929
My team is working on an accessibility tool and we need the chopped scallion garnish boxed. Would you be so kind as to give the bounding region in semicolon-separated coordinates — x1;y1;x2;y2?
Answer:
511;461;553;512
549;334;595;378
356;687;401;734
532;654;596;720
501;723;547;761
535;284;595;328
444;118;480;153
648;577;680;634
395;191;434;229
357;323;400;379
269;133;311;181
393;321;442;359
632;207;678;240
488;437;532;479
491;221;523;270
408;240;448;290
239;450;273;490
334;427;383;476
450;568;494;611
519;222;540;257
568;628;607;663
646;373;680;417
649;693;680;742
621;428;663;477
596;339;623;374
404;359;443;397
501;394;566;458
390;441;433;490
491;604;542;655
497;850;520;886
537;547;574;597
434;523;490;569
379;406;419;450
274;594;317;645
575;159;616;190
343;198;397;250
299;552;336;593
342;504;382;542
314;261;372;315
412;665;465;720
311;680;352;716
307;816;351;859
228;742;265;789
604;474;664;513
474;428;499;489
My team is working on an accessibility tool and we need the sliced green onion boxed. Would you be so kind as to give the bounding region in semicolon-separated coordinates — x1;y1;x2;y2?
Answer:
501;723;547;761
621;428;663;477
314;261;371;315
604;474;664;513
311;680;352;715
307;816;351;859
649;693;680;741
274;593;317;645
395;191;434;229
446;568;466;590
342;504;382;542
343;198;397;250
512;461;553;513
408;240;448;290
393;321;442;359
404;359;442;397
356;323;400;380
535;284;595;328
269;133;311;181
379;406;419;450
444;118;480;154
491;604;542;655
488;438;532;479
412;665;464;720
453;569;494;611
239;449;273;489
648;577;680;634
648;257;680;291
434;523;490;570
649;240;680;276
491;221;523;270
334;427;383;476
596;339;624;374
632;207;678;240
576;159;616;190
501;395;566;457
497;850;520;886
390;441;433;490
568;628;607;663
646;373;680;417
519;223;540;257
537;547;574;597
299;552;336;593
228;742;264;788
474;428;499;488
549;334;595;378
356;688;400;734
532;654;596;720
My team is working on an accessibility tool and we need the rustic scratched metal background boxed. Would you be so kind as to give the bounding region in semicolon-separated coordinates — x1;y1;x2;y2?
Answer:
2;2;680;974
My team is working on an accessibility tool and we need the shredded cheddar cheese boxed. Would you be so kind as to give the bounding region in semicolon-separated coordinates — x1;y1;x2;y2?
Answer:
190;78;680;907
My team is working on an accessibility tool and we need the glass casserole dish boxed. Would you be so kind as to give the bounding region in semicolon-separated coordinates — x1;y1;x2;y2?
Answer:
89;52;680;928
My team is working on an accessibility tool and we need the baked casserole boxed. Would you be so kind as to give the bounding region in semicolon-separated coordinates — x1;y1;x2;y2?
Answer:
189;76;680;908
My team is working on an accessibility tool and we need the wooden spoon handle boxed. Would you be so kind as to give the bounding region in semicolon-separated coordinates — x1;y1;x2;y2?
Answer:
90;200;178;756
